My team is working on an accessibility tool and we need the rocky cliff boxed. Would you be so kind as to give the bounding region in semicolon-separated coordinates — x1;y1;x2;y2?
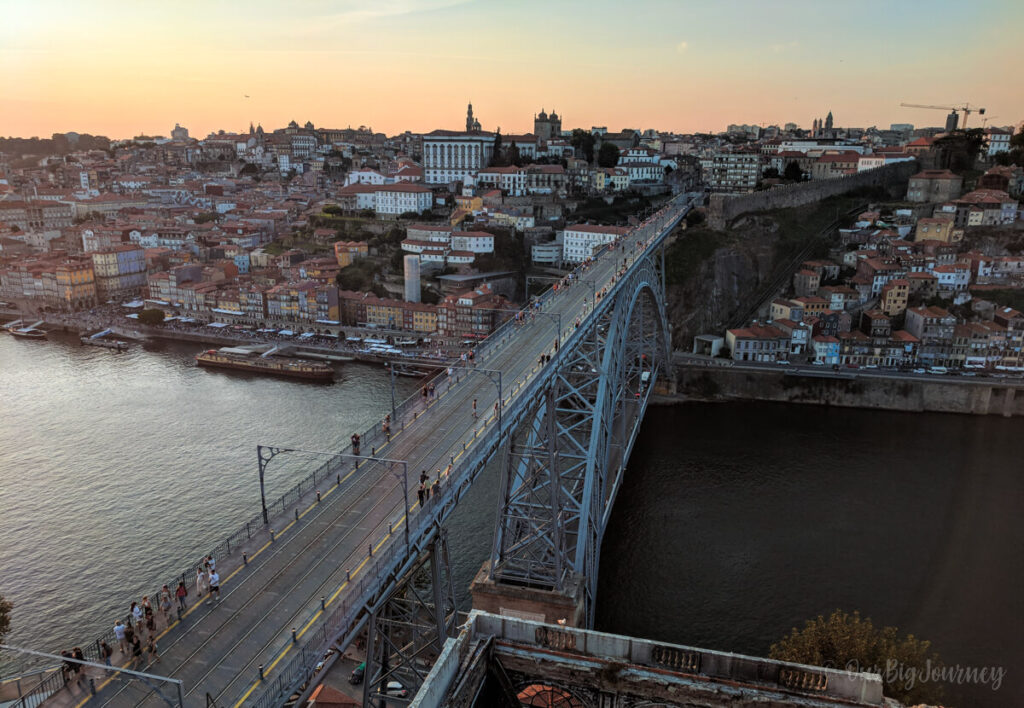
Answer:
664;215;780;348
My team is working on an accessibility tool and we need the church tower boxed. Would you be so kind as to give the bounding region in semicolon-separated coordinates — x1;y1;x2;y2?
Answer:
466;102;476;132
825;111;833;132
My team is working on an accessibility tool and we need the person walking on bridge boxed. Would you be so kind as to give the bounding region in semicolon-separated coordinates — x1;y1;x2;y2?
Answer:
417;482;426;508
351;432;361;455
114;620;128;655
472;398;477;418
175;580;188;612
208;569;221;604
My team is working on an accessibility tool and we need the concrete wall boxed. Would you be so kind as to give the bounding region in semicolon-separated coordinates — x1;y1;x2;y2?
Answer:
665;365;1024;417
707;161;918;230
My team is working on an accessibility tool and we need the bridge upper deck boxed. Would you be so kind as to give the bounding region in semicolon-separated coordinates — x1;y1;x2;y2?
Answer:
77;194;695;708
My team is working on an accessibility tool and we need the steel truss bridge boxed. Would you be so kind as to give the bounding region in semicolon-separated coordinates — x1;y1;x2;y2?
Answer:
36;194;696;708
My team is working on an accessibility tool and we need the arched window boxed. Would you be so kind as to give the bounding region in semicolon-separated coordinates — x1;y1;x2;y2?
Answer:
516;683;585;708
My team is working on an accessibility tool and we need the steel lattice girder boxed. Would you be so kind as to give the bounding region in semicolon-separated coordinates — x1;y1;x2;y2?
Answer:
490;249;671;625
363;528;457;706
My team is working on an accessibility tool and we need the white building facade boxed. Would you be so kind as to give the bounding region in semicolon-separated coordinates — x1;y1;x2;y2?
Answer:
422;130;495;185
562;224;629;264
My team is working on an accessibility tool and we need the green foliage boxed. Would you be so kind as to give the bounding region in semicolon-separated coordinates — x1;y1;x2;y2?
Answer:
420;288;440;305
769;609;944;705
783;161;804;181
322;204;344;216
193;212;220;224
571;129;596;163
976;289;1024;312
263;241;286;255
335;260;381;292
573;195;650;225
597;141;620;168
685;209;705;227
0;593;10;642
934;129;985;172
138;308;166;326
763;167;780;179
664;228;726;285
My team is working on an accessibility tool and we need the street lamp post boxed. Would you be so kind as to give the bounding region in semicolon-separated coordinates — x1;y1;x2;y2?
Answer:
443;365;503;432
256;445;411;553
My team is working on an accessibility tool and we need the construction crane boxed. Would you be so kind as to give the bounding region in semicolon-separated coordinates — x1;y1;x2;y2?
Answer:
980;115;999;129
900;102;986;130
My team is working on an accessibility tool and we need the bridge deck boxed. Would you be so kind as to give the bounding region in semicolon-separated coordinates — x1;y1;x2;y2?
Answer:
60;196;692;708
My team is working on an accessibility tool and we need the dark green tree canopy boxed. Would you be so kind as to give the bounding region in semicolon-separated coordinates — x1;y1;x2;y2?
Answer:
770;609;944;705
597;142;620;168
138;309;166;326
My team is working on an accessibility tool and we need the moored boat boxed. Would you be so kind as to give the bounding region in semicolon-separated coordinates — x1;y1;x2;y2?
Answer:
9;328;47;340
195;349;334;381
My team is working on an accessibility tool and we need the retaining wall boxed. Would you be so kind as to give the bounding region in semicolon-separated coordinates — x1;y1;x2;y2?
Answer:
660;365;1023;417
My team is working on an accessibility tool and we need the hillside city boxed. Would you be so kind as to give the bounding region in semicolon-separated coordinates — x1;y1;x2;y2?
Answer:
1;105;1022;372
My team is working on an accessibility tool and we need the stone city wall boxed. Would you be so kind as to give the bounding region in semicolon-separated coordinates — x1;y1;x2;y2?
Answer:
707;160;918;230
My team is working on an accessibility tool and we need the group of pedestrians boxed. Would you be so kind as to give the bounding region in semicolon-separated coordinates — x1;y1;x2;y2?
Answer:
101;553;219;678
195;554;222;605
416;469;443;507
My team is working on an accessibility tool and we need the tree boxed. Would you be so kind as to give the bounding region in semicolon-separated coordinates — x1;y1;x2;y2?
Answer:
137;309;165;326
685;209;705;227
769;610;944;705
763;167;780;179
491;130;504;166
322;204;344;216
570;129;596;163
597;142;620;168
0;593;10;643
934;128;985;172
784;161;803;181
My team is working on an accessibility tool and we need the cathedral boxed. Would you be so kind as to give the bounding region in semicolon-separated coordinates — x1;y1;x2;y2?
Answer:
533;108;562;140
812;111;834;138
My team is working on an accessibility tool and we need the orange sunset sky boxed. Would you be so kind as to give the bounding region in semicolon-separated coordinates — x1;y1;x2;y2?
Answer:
3;0;1023;140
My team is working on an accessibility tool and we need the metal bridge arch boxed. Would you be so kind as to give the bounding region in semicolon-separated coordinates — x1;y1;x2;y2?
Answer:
490;247;671;627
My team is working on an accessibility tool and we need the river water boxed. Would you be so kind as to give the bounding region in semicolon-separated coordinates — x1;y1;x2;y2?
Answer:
0;333;1018;705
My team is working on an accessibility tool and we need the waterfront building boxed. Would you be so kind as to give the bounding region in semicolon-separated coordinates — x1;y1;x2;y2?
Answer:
436;284;507;339
91;244;147;300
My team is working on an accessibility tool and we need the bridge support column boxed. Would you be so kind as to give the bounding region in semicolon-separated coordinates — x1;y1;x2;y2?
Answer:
470;561;586;628
363;528;457;707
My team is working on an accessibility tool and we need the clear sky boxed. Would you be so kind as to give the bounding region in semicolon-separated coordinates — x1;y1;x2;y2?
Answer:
3;0;1023;139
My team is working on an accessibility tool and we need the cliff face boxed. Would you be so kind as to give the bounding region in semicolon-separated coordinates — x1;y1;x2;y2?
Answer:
664;215;781;349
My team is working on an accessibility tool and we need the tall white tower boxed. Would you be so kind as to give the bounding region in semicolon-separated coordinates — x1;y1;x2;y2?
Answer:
404;255;421;303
